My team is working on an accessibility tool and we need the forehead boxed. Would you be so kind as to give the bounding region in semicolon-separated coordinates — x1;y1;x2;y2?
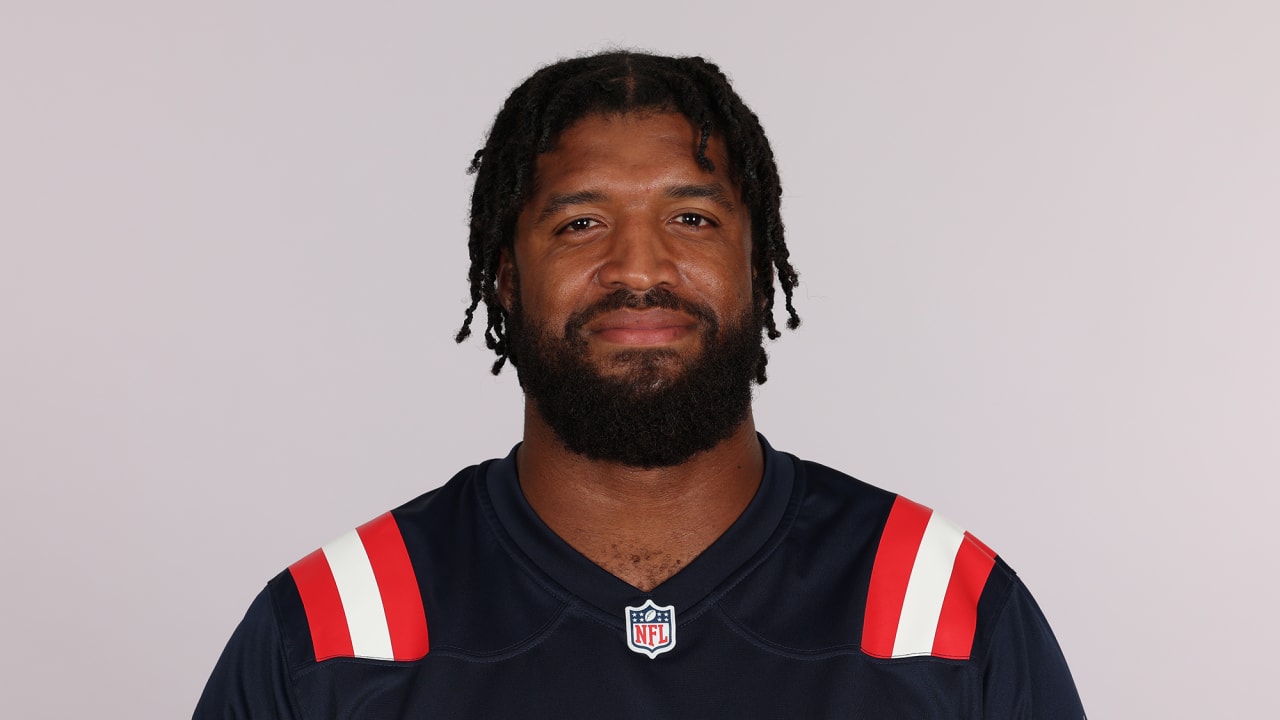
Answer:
528;112;737;197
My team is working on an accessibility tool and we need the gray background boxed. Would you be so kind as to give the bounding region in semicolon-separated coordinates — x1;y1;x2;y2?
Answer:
4;1;1278;717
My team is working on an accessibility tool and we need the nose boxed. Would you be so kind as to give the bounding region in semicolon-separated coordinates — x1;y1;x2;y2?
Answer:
595;218;680;292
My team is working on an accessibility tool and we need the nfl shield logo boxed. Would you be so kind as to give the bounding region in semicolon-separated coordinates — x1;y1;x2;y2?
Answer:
624;599;677;659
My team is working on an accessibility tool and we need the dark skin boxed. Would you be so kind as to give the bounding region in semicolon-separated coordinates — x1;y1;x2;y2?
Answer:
497;112;764;592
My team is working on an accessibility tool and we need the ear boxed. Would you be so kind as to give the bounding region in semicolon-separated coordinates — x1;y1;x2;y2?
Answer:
496;247;516;312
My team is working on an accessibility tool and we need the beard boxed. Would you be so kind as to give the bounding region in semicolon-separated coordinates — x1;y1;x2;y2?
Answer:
507;286;763;469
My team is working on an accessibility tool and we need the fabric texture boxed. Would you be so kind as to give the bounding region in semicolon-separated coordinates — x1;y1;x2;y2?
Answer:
195;437;1084;719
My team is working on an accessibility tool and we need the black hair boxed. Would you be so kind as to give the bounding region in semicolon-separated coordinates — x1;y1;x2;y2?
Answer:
456;51;799;382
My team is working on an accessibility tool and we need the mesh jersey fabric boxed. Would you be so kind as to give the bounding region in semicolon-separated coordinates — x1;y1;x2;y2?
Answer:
195;437;1084;719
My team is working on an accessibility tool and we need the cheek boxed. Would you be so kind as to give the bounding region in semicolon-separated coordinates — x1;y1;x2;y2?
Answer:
703;247;756;309
517;256;598;321
680;269;751;324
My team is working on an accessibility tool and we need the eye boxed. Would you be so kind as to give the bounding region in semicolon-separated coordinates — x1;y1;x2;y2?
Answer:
559;217;600;233
675;213;716;228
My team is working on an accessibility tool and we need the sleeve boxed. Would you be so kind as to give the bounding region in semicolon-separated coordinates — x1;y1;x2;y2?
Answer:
194;588;302;720
982;578;1085;719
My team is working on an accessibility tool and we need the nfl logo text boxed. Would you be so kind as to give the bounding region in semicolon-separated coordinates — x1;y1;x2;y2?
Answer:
624;599;677;659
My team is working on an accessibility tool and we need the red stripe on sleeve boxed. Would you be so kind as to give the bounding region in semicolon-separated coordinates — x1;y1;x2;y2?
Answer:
357;513;430;661
965;531;996;562
861;497;933;658
288;548;354;661
930;531;998;659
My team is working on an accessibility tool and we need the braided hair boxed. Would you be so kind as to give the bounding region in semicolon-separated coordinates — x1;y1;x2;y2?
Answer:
456;51;800;382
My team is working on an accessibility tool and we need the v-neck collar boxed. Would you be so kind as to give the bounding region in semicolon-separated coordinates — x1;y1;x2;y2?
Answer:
481;434;796;626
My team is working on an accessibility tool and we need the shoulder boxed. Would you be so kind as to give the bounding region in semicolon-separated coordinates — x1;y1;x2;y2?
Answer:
262;456;564;673
858;491;1007;661
731;454;1015;663
266;462;489;669
777;454;1076;677
194;465;490;717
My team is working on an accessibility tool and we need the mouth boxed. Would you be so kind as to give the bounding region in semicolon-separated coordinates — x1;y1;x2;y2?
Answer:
584;309;698;347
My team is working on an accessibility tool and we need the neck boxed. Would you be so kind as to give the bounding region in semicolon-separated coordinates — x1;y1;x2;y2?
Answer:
516;401;764;592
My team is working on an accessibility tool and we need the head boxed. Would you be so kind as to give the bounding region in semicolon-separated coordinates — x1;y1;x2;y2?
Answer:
457;51;799;372
456;51;800;466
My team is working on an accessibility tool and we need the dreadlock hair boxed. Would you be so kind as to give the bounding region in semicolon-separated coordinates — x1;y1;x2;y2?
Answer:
456;51;800;383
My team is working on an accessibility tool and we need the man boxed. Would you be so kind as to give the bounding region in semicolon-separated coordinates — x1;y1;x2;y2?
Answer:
196;51;1083;718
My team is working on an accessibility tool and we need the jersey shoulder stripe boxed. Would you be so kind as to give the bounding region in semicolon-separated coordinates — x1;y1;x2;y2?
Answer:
861;496;997;660
287;512;430;662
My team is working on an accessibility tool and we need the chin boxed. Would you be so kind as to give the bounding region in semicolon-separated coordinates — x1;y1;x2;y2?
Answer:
600;348;688;385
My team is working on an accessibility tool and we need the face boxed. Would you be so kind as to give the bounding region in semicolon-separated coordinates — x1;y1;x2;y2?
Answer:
499;112;763;467
502;112;755;380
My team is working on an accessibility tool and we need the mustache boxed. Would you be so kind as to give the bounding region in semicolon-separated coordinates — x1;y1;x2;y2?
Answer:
564;288;719;336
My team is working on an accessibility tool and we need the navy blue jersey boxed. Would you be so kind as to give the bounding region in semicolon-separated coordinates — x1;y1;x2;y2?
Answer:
196;438;1083;718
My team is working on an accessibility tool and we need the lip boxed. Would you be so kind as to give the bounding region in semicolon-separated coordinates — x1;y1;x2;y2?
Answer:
584;309;697;346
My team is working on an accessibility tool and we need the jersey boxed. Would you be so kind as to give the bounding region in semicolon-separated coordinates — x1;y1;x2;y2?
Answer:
195;437;1083;718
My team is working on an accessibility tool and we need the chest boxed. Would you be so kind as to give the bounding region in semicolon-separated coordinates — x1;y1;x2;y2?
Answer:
288;609;984;719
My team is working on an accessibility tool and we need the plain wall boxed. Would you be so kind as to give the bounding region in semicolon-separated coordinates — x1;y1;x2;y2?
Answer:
3;1;1277;716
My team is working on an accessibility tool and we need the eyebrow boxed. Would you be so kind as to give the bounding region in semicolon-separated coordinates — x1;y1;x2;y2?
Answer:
531;183;738;226
534;190;607;226
664;183;737;212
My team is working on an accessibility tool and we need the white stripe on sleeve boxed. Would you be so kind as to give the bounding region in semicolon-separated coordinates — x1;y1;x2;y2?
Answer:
891;511;966;657
321;529;394;660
